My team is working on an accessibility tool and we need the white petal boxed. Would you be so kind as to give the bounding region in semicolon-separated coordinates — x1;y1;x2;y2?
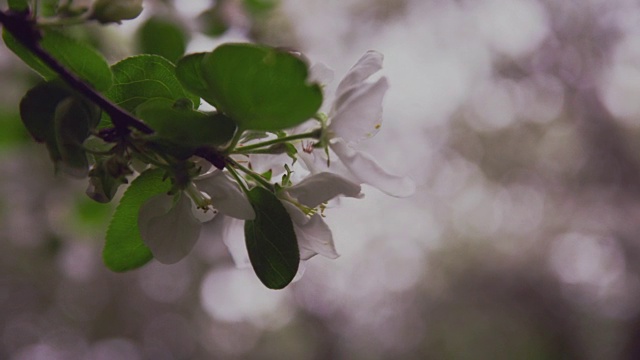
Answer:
203;215;251;268
309;62;334;85
221;217;250;268
331;139;416;197
291;261;307;283
287;172;362;208
330;77;388;144
196;171;255;220
138;194;172;242
140;194;202;264
335;51;384;99
283;202;339;260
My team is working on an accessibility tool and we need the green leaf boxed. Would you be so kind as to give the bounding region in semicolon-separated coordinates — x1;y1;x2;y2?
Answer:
19;82;70;144
103;168;172;272
105;54;200;114
135;98;237;147
20;81;100;177
2;29;113;91
137;16;188;63
175;53;218;107
53;97;100;177
245;186;299;289
2;29;56;79
8;0;29;11
200;43;323;131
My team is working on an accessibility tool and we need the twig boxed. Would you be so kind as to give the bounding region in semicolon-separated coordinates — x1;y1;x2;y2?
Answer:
0;9;153;135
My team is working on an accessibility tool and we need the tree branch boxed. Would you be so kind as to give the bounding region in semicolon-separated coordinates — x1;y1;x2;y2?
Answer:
0;9;154;136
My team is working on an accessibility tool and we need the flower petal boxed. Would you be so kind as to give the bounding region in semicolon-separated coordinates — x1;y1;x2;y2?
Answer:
330;77;388;144
201;215;251;268
221;217;251;268
287;172;362;208
309;62;334;86
196;171;255;220
335;51;384;99
331;139;416;197
140;194;202;264
283;202;339;260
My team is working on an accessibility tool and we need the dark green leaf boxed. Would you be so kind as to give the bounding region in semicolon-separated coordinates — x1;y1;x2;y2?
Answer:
103;168;172;272
2;29;113;91
19;82;69;144
20;81;100;177
53;97;100;177
138;16;188;63
135;98;236;147
105;55;200;114
175;53;218;107
245;186;299;289
201;43;323;131
19;82;72;166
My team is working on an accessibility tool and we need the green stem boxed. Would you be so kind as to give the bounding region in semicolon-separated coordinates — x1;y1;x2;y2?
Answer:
185;181;210;208
227;158;274;191
233;130;320;154
224;127;245;153
226;166;249;194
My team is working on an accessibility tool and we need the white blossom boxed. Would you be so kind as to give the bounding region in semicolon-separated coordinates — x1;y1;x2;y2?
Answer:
304;51;416;197
138;170;254;264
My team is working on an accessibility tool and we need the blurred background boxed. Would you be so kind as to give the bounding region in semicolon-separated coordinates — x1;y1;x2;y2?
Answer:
3;0;640;358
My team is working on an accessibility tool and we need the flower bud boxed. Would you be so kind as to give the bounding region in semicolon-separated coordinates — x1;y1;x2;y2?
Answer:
91;0;143;24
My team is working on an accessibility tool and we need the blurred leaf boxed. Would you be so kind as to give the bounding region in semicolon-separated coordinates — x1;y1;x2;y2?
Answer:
243;0;279;14
105;55;200;114
0;110;30;150
91;0;143;24
72;195;112;233
2;29;113;91
137;16;188;63
103;168;172;272
135;98;237;147
245;186;299;289
201;43;322;131
8;0;29;11
197;7;230;38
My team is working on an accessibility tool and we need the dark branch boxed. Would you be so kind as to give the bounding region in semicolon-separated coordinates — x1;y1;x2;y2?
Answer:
0;9;154;135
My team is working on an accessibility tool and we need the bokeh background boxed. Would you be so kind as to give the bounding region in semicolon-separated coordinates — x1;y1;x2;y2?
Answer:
3;0;640;358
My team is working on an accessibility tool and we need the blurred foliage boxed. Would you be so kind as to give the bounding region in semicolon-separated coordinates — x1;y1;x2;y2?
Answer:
3;0;640;359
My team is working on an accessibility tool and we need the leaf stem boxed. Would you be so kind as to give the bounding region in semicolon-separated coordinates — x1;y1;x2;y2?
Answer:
227;158;274;191
226;165;249;194
233;130;320;154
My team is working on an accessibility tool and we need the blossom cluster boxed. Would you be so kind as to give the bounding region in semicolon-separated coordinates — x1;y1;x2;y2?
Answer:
138;51;415;270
